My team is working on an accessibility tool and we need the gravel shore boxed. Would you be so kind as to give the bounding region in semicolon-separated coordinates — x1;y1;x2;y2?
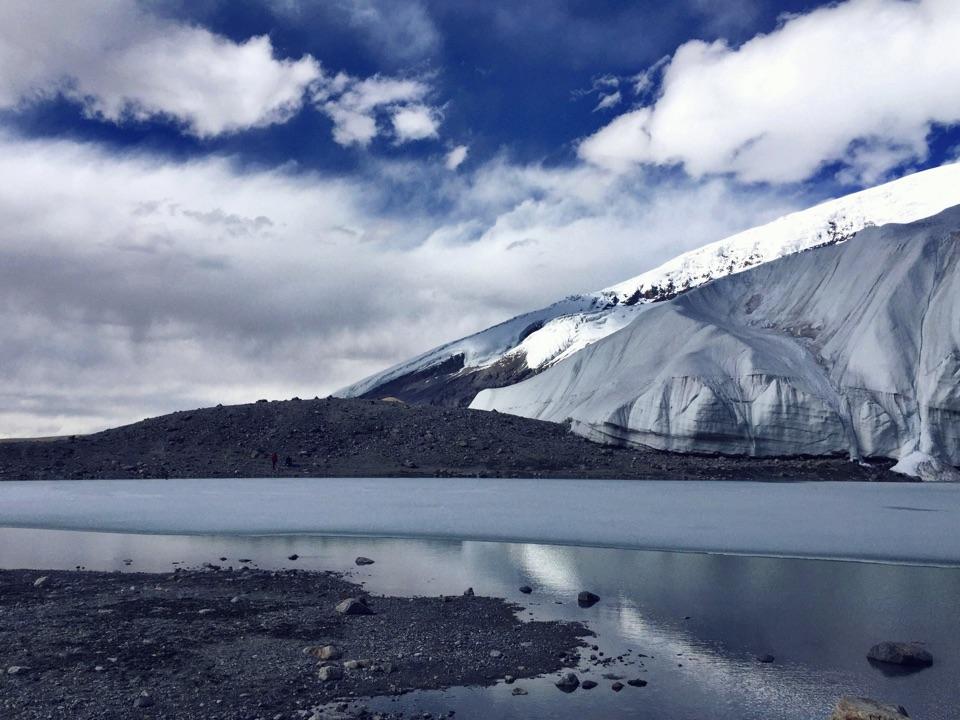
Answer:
0;566;589;720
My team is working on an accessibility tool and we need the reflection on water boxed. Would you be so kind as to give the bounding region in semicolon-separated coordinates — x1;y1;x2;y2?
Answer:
0;527;956;720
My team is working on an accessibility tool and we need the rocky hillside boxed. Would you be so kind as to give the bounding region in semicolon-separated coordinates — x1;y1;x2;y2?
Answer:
0;397;897;482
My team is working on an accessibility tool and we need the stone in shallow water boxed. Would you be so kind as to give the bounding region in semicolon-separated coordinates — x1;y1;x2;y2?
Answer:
519;585;532;594
555;672;579;692
867;641;933;667
830;696;909;720
577;591;600;607
355;556;375;566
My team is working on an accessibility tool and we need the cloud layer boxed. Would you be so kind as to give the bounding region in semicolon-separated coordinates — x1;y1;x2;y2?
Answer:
580;0;960;184
0;133;797;436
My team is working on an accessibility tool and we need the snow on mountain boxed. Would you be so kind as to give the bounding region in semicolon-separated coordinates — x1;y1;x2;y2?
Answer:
339;162;960;408
472;205;960;480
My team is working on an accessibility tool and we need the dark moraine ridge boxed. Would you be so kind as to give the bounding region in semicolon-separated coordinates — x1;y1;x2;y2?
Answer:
0;567;589;720
0;397;899;481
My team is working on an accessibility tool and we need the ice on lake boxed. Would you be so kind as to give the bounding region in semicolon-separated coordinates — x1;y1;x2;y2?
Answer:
0;477;958;565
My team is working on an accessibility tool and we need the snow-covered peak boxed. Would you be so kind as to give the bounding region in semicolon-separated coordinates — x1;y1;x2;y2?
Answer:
603;161;960;302
340;162;960;404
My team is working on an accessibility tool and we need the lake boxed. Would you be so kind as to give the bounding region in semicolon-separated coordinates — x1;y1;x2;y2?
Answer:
0;477;958;719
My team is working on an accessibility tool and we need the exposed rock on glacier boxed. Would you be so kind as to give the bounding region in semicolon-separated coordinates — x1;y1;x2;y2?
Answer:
472;207;960;477
339;163;960;407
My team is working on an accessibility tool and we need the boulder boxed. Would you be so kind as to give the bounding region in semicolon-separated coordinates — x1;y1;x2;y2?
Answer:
511;687;528;696
519;585;533;594
317;665;344;682
355;556;375;566
830;697;909;720
305;645;341;661
627;678;648;687
555;671;580;692
463;587;475;597
611;681;624;692
581;679;598;689
867;642;933;667
577;591;600;608
335;598;374;616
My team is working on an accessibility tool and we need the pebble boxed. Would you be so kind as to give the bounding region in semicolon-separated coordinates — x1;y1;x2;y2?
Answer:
511;687;528;696
489;650;502;658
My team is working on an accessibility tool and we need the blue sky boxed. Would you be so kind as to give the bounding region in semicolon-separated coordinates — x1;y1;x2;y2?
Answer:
1;0;959;436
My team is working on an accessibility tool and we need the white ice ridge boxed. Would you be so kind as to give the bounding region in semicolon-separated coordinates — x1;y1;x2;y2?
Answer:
340;162;960;396
1;477;959;566
473;205;960;479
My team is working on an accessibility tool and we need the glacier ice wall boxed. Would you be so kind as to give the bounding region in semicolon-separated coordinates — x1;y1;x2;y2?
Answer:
472;207;960;476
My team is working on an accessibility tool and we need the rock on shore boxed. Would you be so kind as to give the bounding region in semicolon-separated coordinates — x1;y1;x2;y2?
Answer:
830;697;910;720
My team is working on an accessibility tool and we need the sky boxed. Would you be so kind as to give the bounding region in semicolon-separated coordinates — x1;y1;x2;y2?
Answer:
1;0;960;437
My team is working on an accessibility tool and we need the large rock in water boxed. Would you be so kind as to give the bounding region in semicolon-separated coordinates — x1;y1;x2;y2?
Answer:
472;206;960;477
830;697;910;720
867;641;933;667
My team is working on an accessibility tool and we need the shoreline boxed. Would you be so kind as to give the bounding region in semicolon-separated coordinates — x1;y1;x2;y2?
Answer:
0;566;590;720
2;523;959;570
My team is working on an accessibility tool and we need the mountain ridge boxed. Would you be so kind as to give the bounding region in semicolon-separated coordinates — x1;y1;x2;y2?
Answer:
339;163;960;412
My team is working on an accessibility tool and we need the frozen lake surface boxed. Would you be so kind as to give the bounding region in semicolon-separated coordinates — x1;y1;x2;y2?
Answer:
0;477;958;564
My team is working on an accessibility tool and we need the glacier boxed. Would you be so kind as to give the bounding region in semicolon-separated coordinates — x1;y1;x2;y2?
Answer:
339;162;960;408
472;205;960;480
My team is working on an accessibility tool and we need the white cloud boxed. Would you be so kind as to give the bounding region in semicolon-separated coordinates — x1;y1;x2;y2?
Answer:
0;0;321;137
315;74;442;147
445;145;469;170
0;133;799;437
593;91;622;112
580;0;960;184
392;105;441;142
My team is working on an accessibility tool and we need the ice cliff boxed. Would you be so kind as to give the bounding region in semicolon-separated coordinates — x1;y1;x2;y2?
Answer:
472;206;960;480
